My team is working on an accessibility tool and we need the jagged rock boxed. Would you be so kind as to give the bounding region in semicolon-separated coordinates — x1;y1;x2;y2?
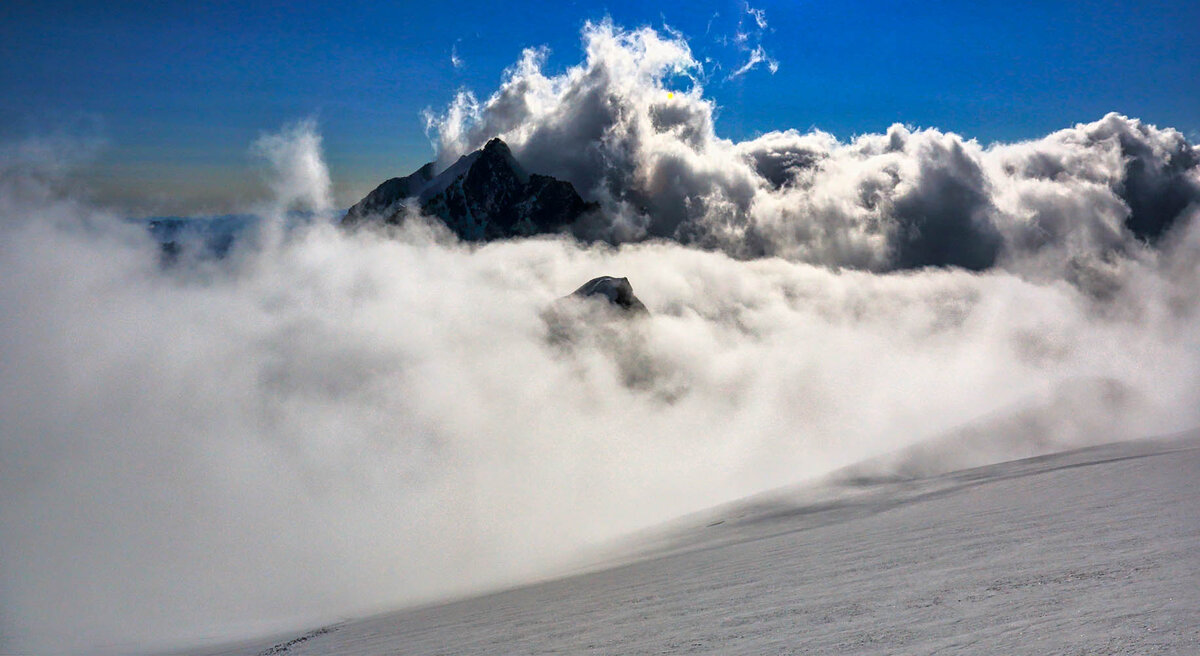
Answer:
342;163;435;226
570;276;648;313
544;276;671;398
543;275;648;347
342;138;597;240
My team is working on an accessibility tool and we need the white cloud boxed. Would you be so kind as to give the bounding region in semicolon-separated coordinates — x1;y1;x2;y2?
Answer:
721;3;777;79
746;3;769;30
426;23;1199;276
728;44;779;79
250;118;333;217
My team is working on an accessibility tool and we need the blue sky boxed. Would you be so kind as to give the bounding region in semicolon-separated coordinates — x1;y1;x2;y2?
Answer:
2;0;1197;215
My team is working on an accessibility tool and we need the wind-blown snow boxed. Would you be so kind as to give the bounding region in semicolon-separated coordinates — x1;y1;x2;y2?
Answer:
1;22;1199;656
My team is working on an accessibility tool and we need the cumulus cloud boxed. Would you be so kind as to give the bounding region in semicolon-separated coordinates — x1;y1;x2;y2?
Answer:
426;22;1199;279
3;22;1200;656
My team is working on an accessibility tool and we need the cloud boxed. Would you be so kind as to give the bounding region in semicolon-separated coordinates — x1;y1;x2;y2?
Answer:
2;23;1200;656
726;3;778;79
746;3;769;30
451;42;464;69
249;118;333;217
728;44;779;79
425;22;1200;279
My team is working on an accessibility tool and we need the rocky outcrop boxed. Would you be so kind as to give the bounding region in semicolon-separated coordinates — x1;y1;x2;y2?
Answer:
342;139;597;240
342;163;435;225
569;276;648;313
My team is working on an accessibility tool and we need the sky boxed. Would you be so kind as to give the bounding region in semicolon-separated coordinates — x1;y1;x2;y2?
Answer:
2;0;1197;215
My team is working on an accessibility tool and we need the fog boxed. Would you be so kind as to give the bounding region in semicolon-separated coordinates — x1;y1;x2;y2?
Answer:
2;22;1199;656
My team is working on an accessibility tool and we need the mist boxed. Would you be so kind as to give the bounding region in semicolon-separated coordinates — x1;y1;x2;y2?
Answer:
3;21;1200;656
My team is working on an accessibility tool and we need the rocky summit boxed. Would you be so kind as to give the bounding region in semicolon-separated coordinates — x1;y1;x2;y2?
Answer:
570;276;648;313
342;138;597;241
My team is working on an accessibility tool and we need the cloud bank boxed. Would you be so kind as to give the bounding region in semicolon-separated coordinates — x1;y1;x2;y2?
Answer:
2;21;1199;656
426;21;1200;277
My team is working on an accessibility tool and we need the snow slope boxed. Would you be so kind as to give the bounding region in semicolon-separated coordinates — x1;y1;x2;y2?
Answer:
178;430;1200;655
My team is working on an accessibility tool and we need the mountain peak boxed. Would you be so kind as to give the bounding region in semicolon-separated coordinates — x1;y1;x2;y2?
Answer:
472;137;529;186
571;276;648;313
342;162;436;226
343;138;596;240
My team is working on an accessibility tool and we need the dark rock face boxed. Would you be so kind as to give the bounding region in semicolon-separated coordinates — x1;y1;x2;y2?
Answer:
343;139;597;240
342;162;435;227
545;276;662;397
570;276;648;313
544;275;648;344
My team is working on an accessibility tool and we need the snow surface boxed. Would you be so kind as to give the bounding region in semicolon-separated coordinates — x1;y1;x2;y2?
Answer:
416;151;481;203
177;431;1200;656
